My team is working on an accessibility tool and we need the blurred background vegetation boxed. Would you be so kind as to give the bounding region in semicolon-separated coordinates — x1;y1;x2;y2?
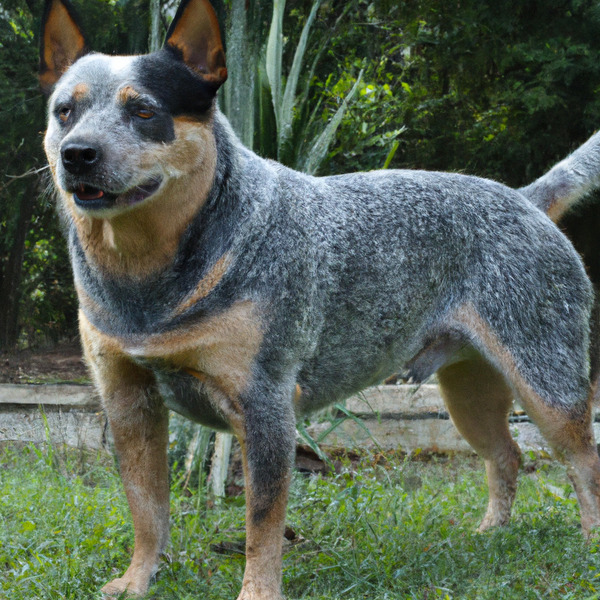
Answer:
1;0;600;351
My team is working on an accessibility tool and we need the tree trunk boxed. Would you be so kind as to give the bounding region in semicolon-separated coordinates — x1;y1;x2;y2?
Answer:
148;0;161;52
0;177;39;350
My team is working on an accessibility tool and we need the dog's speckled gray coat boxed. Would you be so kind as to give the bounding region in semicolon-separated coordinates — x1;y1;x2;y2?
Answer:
64;107;595;518
46;43;597;517
71;110;592;421
521;128;600;215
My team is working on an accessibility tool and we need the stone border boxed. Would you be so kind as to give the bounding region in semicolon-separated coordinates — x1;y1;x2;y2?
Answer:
2;383;598;454
0;384;106;451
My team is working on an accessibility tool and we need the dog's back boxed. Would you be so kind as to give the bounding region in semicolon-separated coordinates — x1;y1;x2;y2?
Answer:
273;166;591;411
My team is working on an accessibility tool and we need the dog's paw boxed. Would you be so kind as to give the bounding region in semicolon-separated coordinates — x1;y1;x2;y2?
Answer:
476;512;509;533
101;577;147;598
236;582;284;600
236;593;284;600
476;498;513;533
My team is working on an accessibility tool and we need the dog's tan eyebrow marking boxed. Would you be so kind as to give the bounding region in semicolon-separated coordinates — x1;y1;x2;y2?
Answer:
117;85;142;104
72;82;90;100
172;252;232;316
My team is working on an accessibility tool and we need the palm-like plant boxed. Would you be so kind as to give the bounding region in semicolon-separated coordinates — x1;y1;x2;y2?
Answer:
222;0;362;174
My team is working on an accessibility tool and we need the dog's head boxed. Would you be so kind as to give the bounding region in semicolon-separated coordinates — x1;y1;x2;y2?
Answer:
40;0;227;219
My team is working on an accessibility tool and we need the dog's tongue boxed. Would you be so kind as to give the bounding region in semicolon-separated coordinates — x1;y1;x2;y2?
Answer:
76;184;104;201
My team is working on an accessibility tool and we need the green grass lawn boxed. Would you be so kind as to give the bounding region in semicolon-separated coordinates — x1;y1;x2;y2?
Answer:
1;444;599;599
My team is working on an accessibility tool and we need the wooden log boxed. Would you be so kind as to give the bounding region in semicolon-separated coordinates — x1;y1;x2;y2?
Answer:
210;432;233;498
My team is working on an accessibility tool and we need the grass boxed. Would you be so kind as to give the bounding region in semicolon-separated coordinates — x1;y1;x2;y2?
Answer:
1;444;600;599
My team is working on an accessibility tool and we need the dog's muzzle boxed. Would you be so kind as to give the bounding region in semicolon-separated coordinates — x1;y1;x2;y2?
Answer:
71;179;163;211
59;140;162;211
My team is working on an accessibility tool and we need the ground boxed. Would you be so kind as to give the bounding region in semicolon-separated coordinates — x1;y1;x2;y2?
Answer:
0;340;406;387
0;443;594;600
0;339;88;384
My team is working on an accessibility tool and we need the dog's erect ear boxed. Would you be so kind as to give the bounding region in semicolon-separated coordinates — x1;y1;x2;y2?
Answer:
39;0;88;95
165;0;227;88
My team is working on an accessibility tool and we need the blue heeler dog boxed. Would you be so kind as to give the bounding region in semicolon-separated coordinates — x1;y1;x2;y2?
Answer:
40;0;600;597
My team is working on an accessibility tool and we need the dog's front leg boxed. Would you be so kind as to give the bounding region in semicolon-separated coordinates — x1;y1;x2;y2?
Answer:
80;315;169;597
101;384;170;597
236;389;296;600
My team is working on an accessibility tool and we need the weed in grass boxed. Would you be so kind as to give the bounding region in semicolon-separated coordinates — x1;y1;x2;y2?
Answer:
0;446;599;599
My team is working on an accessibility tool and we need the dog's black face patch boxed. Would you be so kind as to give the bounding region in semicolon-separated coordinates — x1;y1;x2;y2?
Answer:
132;110;176;144
134;47;218;120
119;91;175;144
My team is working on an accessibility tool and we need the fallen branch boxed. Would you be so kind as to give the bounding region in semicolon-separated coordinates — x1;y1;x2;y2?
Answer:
1;165;50;194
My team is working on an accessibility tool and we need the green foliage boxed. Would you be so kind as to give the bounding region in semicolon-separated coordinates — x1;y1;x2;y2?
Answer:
71;0;153;54
0;445;128;598
0;0;64;348
321;0;600;183
222;0;366;173
0;0;155;349
3;0;600;346
2;446;600;599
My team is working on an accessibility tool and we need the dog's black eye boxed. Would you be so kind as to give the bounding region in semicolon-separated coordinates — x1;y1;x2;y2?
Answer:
58;106;72;123
135;108;155;120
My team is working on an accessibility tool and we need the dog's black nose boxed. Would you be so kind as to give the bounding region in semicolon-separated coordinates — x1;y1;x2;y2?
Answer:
61;143;102;175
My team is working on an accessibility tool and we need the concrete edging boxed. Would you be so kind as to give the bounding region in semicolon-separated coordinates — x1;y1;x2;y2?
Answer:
1;383;597;454
0;384;105;451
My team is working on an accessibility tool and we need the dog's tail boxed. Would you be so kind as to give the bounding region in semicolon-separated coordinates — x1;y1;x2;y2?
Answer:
519;129;600;222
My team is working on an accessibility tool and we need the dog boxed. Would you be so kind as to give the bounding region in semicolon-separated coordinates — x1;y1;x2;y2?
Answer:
40;0;600;597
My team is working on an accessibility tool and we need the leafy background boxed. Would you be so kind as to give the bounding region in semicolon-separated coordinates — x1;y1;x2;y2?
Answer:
1;0;600;350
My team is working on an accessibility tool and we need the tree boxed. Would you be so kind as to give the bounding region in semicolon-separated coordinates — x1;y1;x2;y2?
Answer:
0;0;48;349
0;0;156;350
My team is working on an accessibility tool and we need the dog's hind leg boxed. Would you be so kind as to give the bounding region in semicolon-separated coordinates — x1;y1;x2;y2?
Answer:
452;304;600;537
516;389;600;537
437;355;521;531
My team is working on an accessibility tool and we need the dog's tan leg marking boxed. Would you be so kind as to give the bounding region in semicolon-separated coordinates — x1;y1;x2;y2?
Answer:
454;304;600;536
236;441;288;600
438;356;521;531
80;313;170;597
294;383;302;406
515;392;600;537
184;374;290;600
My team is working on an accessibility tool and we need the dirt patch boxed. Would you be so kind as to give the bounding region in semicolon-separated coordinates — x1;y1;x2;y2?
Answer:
0;339;89;384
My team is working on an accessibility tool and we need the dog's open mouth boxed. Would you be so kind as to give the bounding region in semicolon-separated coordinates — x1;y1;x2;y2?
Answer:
73;179;162;211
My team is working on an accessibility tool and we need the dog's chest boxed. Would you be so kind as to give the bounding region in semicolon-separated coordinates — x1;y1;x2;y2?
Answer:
147;365;232;431
114;299;263;431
